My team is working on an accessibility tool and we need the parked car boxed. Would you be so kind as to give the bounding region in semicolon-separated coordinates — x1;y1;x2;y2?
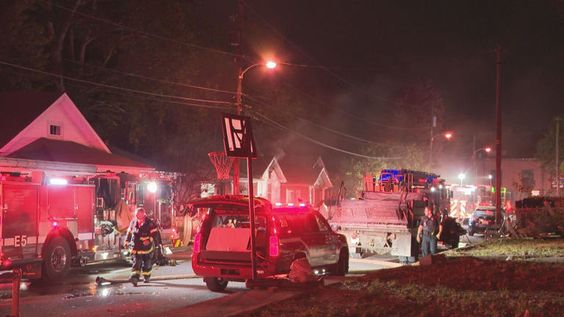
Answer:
467;207;500;236
190;196;349;292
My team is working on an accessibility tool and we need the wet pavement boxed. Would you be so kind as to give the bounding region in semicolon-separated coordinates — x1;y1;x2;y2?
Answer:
0;250;413;317
0;259;248;317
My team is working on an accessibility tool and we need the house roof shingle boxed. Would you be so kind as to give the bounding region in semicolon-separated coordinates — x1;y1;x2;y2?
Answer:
8;138;151;169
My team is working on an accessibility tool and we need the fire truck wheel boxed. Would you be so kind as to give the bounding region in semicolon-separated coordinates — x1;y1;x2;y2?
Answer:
43;237;71;281
204;277;228;292
334;249;349;276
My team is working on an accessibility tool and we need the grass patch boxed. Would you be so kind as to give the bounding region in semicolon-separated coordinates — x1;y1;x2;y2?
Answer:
239;253;564;317
447;238;564;258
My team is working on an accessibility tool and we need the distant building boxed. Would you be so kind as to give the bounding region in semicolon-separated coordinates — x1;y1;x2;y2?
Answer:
478;157;553;203
202;155;333;207
255;156;333;207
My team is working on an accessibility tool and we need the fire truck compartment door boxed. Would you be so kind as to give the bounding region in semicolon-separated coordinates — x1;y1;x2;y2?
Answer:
75;186;94;234
47;186;76;218
2;183;39;259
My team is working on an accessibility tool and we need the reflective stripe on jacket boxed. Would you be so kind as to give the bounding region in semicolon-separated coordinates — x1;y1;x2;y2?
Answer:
126;218;160;253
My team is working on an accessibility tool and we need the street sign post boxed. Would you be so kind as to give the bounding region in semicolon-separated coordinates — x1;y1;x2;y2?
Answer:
221;113;258;280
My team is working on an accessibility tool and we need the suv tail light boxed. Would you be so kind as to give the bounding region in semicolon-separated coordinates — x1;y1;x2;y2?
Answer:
269;235;279;257
193;232;202;254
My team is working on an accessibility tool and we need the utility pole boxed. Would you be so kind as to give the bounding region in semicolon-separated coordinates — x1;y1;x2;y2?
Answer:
429;108;436;169
232;0;245;195
495;45;503;225
556;117;561;197
472;134;477;183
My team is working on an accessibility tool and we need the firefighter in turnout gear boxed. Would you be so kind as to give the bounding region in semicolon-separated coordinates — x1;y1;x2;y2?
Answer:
125;207;161;286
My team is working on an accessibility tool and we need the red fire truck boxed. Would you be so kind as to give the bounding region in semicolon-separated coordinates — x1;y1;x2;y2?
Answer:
0;157;177;281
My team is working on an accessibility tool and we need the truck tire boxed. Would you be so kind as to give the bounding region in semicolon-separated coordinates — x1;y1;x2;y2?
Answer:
42;237;71;281
336;249;349;276
204;277;228;292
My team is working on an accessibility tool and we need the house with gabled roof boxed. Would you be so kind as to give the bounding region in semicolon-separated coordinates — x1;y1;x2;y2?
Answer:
202;154;333;208
0;92;176;232
0;92;151;172
252;155;333;207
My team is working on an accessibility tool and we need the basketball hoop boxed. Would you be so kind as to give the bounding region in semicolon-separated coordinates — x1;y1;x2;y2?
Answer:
208;152;234;180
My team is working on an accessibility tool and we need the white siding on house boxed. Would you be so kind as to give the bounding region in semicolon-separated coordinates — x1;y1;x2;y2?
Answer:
0;94;110;155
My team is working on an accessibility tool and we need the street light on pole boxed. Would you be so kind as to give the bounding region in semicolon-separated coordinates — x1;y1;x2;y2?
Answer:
429;131;454;169
458;172;466;186
233;60;278;195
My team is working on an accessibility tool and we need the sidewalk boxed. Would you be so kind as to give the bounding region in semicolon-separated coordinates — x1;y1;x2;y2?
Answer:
349;256;402;269
161;288;301;317
167;245;193;261
159;278;342;317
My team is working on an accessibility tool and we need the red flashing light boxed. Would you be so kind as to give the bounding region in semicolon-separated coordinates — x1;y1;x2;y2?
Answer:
1;259;11;268
193;232;202;254
52;221;59;227
268;235;279;257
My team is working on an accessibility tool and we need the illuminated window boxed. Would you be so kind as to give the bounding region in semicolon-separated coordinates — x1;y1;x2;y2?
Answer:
49;124;61;136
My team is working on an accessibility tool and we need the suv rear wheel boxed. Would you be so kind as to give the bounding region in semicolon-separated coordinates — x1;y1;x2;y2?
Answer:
332;249;349;276
204;277;228;292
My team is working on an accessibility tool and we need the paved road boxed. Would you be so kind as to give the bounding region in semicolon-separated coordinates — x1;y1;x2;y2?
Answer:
0;254;394;317
1;260;248;317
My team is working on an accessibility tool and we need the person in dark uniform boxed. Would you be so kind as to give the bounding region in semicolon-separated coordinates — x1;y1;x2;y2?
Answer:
417;206;440;256
125;207;161;286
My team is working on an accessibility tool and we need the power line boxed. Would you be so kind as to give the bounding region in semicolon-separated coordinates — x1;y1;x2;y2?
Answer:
64;80;229;111
251;110;399;160
0;60;235;108
244;96;389;145
50;1;241;59
63;58;238;96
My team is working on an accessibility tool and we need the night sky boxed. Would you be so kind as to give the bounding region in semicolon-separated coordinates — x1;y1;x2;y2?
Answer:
206;0;564;178
1;0;563;182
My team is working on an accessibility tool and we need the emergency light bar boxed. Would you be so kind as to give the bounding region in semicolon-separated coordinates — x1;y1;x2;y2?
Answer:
49;178;68;185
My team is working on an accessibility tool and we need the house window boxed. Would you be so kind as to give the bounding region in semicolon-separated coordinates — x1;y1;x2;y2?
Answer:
49;124;61;136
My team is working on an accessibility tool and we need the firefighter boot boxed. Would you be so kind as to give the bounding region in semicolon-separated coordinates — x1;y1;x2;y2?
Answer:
144;276;150;283
130;276;139;287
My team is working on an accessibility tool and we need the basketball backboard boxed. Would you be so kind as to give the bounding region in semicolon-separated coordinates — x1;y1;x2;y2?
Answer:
222;114;257;158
